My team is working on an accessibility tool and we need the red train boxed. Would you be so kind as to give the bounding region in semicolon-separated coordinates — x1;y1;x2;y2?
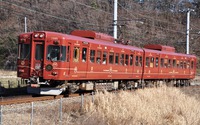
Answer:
17;30;197;95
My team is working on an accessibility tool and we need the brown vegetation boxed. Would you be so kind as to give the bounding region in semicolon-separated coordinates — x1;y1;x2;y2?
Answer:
2;86;200;124
82;87;200;125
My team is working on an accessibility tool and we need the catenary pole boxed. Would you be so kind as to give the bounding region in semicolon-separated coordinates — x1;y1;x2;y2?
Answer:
113;0;118;40
186;10;190;54
25;17;27;33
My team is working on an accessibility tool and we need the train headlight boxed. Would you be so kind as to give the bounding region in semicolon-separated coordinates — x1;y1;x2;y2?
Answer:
45;64;53;71
34;33;39;38
39;33;44;38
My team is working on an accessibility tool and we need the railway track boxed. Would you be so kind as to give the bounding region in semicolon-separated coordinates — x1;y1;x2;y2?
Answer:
0;85;199;105
0;94;81;105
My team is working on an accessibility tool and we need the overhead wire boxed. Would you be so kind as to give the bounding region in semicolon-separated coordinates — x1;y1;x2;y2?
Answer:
1;0;197;36
117;2;186;34
0;0;114;31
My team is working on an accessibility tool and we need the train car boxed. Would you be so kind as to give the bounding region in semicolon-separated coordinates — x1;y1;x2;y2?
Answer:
143;44;196;87
17;30;144;95
17;30;197;95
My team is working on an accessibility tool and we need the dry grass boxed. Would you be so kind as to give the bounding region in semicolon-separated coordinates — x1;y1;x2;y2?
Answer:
0;70;16;77
1;86;200;125
80;87;200;125
0;70;24;88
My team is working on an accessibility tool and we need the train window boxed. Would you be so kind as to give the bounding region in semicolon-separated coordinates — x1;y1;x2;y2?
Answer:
82;48;87;62
73;47;80;62
109;52;114;64
184;61;187;69
168;59;171;68
160;58;164;67
146;57;149;67
135;56;142;66
155;57;159;67
18;44;30;59
103;52;107;64
150;57;154;68
115;53;119;65
61;46;66;61
125;54;129;66
120;54;124;65
130;55;133;66
90;50;95;63
135;56;139;66
66;46;70;62
187;61;190;69
180;61;183;69
164;59;168;68
96;51;101;64
173;60;176;68
191;61;194;69
35;44;44;60
47;45;61;61
139;56;143;66
177;60;180;68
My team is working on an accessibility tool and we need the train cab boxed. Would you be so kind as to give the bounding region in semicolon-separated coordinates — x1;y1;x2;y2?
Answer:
17;32;32;79
17;31;70;95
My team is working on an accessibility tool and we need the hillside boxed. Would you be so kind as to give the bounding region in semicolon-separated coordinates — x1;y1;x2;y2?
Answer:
1;0;200;70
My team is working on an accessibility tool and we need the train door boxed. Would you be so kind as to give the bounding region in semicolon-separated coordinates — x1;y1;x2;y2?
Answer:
130;52;134;77
154;56;159;76
133;53;143;79
70;43;88;78
31;41;44;77
17;41;31;78
186;59;190;76
67;43;71;76
79;45;88;78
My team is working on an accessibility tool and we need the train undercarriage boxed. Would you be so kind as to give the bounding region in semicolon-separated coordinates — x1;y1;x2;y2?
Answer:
26;76;192;95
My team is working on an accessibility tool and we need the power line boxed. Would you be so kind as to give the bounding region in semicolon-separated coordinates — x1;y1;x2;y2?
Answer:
120;2;184;27
117;2;187;34
2;0;197;35
1;1;113;30
1;1;71;22
69;0;113;15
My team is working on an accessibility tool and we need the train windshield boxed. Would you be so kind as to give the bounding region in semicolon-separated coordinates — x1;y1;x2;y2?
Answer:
35;44;44;60
47;45;66;61
18;43;30;59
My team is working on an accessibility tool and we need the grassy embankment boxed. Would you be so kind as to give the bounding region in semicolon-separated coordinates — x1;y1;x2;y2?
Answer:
81;87;200;125
1;84;200;124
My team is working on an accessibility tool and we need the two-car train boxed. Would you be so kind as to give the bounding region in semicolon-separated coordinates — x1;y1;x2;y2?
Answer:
17;30;197;95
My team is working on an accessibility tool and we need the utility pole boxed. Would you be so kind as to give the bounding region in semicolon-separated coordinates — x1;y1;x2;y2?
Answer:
186;9;194;54
25;17;27;33
186;10;190;54
113;0;118;40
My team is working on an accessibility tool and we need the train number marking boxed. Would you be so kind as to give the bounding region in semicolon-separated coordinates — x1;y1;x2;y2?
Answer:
21;61;25;65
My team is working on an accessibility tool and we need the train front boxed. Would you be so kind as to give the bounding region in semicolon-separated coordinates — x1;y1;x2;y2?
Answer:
17;31;68;95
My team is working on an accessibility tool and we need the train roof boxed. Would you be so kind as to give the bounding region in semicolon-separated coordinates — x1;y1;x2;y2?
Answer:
22;31;196;58
68;32;143;52
70;30;115;42
144;44;175;52
38;31;143;52
143;48;196;58
143;44;196;58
